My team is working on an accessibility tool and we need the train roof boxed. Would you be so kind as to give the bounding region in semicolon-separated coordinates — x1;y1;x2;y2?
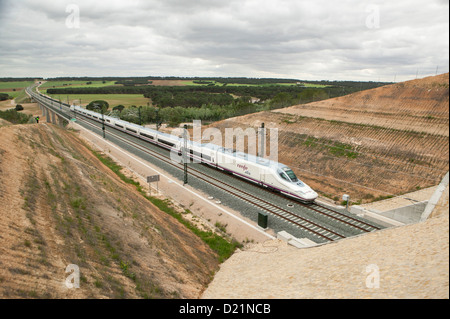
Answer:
125;121;142;129
234;151;280;167
200;144;281;168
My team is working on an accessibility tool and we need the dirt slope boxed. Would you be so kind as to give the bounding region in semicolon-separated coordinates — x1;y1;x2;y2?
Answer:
279;73;449;136
202;201;449;299
205;74;449;203
0;123;219;299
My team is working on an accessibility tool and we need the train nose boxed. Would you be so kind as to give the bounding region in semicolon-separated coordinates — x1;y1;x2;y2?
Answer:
297;189;318;201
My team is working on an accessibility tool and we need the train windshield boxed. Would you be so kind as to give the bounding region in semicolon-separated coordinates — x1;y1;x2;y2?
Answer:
282;167;298;182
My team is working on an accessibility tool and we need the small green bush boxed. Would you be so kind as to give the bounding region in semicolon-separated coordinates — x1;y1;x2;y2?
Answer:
0;108;31;124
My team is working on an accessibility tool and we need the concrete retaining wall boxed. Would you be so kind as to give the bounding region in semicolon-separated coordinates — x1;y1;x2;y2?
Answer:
421;172;449;221
375;200;427;224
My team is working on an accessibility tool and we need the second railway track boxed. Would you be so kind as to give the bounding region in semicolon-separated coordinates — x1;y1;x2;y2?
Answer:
29;86;385;244
74;113;383;243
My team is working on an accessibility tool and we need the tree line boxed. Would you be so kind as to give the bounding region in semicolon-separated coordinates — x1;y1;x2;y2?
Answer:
46;84;354;103
47;83;381;109
0;77;43;82
98;98;261;127
86;88;334;127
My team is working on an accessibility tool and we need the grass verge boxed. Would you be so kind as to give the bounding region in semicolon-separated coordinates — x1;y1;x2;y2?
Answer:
90;148;242;263
0;109;32;124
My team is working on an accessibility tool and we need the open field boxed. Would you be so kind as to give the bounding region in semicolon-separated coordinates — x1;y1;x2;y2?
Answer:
44;93;150;108
40;80;117;90
0;81;35;103
160;80;328;87
0;81;35;91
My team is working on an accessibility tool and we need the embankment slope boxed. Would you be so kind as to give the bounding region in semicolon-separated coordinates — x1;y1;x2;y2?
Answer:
202;201;449;299
0;123;219;298
206;74;449;202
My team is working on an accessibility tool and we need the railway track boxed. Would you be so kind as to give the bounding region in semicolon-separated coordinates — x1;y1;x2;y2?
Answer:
74;114;381;243
309;202;381;232
30;87;383;243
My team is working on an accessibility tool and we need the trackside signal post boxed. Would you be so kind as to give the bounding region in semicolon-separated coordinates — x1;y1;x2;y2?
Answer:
94;103;106;138
101;107;105;138
259;122;265;158
183;124;188;185
342;194;350;210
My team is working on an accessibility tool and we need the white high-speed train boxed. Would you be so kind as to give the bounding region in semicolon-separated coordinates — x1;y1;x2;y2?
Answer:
70;105;318;202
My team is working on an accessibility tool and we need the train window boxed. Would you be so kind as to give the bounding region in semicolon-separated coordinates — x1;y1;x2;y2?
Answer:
282;168;299;182
126;127;137;133
158;139;175;147
202;154;211;161
140;132;154;139
279;172;289;181
190;149;202;157
115;124;123;128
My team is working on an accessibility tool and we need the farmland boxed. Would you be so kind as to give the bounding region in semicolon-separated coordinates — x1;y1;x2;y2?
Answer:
43;93;150;108
39;80;117;90
0;80;35;91
0;80;36;103
41;77;387;126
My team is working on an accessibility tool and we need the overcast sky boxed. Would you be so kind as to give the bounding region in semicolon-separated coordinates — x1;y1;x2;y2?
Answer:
0;0;448;81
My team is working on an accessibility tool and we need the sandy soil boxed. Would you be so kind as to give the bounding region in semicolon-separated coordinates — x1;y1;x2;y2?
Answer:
150;80;189;86
0;101;41;117
0;123;220;298
278;73;449;136
202;203;449;299
204;74;449;203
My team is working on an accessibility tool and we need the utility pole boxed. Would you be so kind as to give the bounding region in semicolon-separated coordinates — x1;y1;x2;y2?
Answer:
94;103;105;138
259;122;265;158
101;106;105;138
183;124;188;185
138;106;142;126
155;108;160;131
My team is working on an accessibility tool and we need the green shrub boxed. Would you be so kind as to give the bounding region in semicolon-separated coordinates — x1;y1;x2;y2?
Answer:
0;93;11;101
0;108;31;124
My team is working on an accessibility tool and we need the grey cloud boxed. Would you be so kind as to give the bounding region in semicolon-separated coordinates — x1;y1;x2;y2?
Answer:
0;0;448;81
